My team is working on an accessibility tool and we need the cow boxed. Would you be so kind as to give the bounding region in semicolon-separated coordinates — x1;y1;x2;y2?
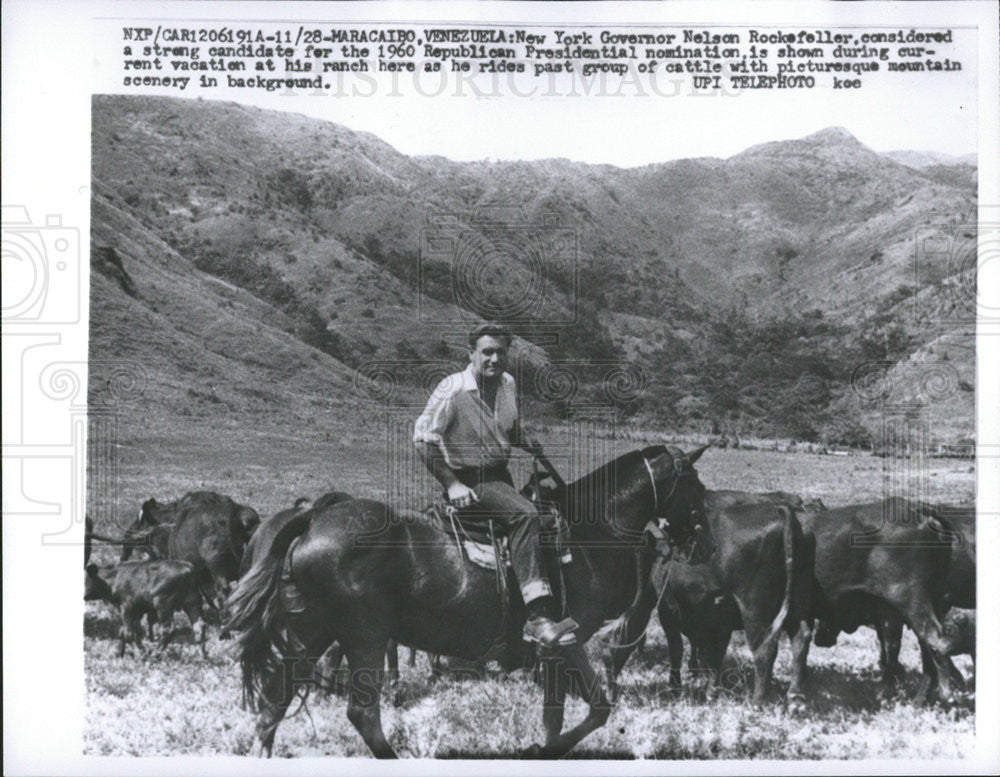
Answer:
934;503;976;610
86;516;172;570
605;490;815;710
860;503;975;686
117;522;173;561
801;497;958;703
941;607;975;660
123;491;258;613
84;559;206;657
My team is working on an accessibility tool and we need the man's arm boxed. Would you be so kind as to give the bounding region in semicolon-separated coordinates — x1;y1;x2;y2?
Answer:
415;440;459;490
415;441;478;508
413;381;478;506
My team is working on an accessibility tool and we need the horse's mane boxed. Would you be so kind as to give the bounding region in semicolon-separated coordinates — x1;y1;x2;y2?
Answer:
558;445;671;542
564;445;668;496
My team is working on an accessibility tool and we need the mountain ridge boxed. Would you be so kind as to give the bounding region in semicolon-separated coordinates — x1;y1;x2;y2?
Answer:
89;95;975;447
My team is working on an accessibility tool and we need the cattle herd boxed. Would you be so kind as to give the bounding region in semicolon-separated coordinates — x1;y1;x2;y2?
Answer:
83;454;976;757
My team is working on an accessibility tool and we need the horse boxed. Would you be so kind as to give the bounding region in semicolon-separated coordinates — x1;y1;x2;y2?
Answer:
228;444;711;758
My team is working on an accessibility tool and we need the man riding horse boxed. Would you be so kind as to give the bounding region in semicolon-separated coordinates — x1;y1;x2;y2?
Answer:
413;322;576;647
229;322;713;757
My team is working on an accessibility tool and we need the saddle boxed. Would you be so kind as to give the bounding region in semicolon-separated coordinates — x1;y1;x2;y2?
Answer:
426;503;511;571
426;476;573;572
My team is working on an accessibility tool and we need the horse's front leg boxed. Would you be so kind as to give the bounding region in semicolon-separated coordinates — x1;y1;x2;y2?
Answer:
539;650;566;754
527;644;612;758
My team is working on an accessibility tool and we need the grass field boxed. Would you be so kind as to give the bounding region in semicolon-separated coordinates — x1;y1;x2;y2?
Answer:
84;418;976;758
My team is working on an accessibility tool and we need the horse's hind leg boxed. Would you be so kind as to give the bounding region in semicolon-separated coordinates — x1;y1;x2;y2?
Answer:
252;662;301;757
316;643;344;695
385;639;403;707
345;643;397;758
181;589;206;656
156;603;178;650
251;625;330;757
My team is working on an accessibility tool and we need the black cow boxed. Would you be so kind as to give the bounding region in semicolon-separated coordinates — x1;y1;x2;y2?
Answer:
863;503;975;685
606;490;815;709
941;607;975;660
802;497;958;702
85;559;206;656
124;491;259;612
86;516;172;567
935;503;976;609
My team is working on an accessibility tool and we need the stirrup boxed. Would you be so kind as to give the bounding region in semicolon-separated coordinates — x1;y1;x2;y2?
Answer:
523;616;579;647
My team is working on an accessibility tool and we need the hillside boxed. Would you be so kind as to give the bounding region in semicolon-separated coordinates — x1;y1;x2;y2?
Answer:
89;95;976;447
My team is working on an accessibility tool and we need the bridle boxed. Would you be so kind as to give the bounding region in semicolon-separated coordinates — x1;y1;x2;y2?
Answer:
641;450;683;528
641;451;707;562
641;452;683;517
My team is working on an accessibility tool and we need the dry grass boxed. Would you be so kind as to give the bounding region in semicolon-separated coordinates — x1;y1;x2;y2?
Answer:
84;419;975;758
84;612;974;758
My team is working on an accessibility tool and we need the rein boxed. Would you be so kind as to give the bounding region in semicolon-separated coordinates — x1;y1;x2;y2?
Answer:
596;522;703;650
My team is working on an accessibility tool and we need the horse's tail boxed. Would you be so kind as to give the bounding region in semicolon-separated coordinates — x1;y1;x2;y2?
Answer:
226;513;312;712
759;505;796;653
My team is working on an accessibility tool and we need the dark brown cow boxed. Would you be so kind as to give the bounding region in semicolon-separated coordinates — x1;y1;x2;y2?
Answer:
859;503;975;685
941;607;975;659
605;490;814;709
802;497;958;702
85;559;206;656
124;491;259;611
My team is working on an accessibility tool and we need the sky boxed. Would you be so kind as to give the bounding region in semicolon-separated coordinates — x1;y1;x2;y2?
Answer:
89;16;980;167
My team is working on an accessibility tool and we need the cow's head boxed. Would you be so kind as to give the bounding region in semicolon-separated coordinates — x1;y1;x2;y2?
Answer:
137;498;162;528
238;506;261;537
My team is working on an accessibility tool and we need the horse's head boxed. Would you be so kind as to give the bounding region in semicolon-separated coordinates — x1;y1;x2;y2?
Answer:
645;444;714;564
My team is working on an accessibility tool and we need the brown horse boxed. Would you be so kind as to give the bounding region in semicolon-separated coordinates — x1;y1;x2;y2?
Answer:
228;445;710;758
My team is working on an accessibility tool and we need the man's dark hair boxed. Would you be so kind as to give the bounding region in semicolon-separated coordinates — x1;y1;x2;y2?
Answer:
468;322;513;349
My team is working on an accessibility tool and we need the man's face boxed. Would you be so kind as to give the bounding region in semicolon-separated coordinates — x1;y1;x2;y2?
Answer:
469;335;508;382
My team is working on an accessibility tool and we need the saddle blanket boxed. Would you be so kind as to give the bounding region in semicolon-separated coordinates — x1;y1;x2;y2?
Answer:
460;533;573;571
463;536;511;571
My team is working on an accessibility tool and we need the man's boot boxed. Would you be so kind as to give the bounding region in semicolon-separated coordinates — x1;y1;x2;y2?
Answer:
522;596;578;647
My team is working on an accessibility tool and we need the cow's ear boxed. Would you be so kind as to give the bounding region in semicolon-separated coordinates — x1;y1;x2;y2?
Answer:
685;443;711;465
86;563;99;577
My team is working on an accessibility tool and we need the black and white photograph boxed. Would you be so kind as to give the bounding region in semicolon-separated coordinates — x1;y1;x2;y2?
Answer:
3;0;999;772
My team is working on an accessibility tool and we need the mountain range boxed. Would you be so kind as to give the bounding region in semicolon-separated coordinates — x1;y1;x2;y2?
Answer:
89;95;976;448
